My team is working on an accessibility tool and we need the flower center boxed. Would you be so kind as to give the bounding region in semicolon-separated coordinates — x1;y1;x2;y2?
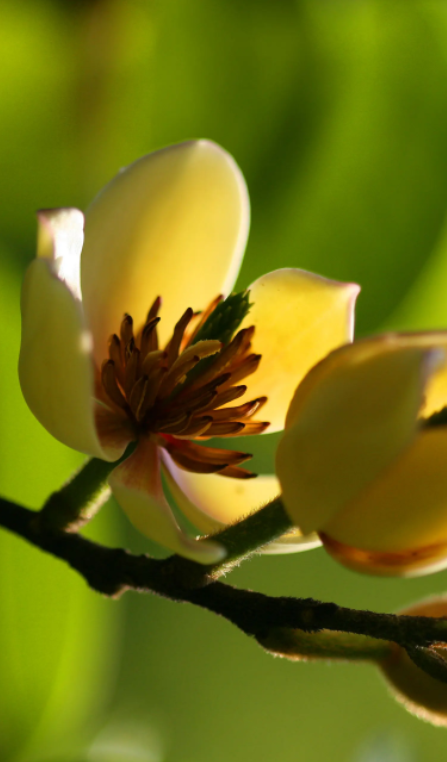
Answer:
100;295;269;479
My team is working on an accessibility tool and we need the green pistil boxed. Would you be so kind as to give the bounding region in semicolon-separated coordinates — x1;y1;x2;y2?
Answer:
192;290;252;346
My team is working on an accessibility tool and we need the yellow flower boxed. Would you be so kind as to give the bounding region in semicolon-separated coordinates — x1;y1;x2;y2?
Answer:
19;140;358;563
381;595;447;726
276;332;447;576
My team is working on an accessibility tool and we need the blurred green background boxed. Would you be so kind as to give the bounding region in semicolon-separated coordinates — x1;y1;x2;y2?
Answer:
4;0;447;760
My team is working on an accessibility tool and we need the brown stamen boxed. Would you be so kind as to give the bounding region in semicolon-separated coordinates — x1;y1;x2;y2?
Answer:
157;412;190;434
166;307;194;367
201;421;245;437
120;314;134;346
124;342;140;397
100;295;268;483
101;360;127;409
164;439;252;466
138;366;167;419
231;421;270;436
204;385;247;410
208;397;267;422
174;417;214;438
219;354;262;388
218;465;257;479
184;294;224;346
140;317;161;359
159;340;222;399
141;349;167;376
129;375;149;421
108;334;124;385
146;295;162;322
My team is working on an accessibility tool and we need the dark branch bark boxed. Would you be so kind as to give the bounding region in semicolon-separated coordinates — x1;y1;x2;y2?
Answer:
1;495;447;651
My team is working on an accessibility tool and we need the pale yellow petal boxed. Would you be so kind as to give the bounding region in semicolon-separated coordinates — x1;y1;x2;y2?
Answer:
320;531;447;578
409;332;447;416
325;427;447;554
356;330;447;418
94;403;136;462
37;208;84;300
81;140;250;363
261;530;322;555
109;438;225;564
163;454;281;531
19;259;114;460
239;269;359;433
277;336;442;535
162;454;320;553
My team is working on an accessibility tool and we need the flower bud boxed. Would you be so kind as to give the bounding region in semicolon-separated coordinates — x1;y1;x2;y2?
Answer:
276;333;447;577
381;595;447;725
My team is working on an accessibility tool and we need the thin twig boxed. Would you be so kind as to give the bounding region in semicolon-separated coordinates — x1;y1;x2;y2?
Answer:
1;495;447;653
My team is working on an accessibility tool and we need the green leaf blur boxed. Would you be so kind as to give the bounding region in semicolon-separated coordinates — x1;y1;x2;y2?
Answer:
3;1;447;760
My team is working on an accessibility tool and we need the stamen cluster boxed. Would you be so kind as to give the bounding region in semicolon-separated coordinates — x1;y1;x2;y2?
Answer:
100;296;269;478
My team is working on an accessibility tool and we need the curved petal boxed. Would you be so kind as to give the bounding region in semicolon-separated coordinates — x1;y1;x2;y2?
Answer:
109;438;225;564
162;454;320;553
238;269;359;433
163;453;281;531
276;336;442;535
407;331;447;416
81;140;250;363
354;330;447;418
261;531;322;555
94;403;136;462
320;532;447;578
37;208;84;300
381;596;447;726
19;259;115;460
324;427;447;555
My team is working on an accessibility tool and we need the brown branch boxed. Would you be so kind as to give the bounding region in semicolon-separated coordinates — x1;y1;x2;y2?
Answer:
1;495;447;655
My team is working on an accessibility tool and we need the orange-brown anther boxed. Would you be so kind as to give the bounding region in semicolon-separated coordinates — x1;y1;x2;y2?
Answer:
141;349;166;376
208;397;267;422
205;385;247;410
99;296;269;480
146;295;162;322
220;354;262;388
204;421;245;437
166;307;194;367
120;313;134;346
124;343;140;397
218;465;257;479
101;360;127;409
140;317;160;358
129;375;149;420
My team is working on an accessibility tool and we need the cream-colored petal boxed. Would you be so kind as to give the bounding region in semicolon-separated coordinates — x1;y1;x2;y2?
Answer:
261;530;322;555
37;208;84;300
110;438;225;564
276;336;442;535
325;427;447;554
321;530;447;578
94;403;136;462
19;259;114;459
163;453;280;531
238;269;359;433
81;140;250;363
406;332;447;417
162;454;320;553
355;331;447;418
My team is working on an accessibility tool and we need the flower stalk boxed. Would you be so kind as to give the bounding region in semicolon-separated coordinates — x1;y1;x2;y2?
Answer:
204;497;294;577
39;444;136;532
38;446;293;566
